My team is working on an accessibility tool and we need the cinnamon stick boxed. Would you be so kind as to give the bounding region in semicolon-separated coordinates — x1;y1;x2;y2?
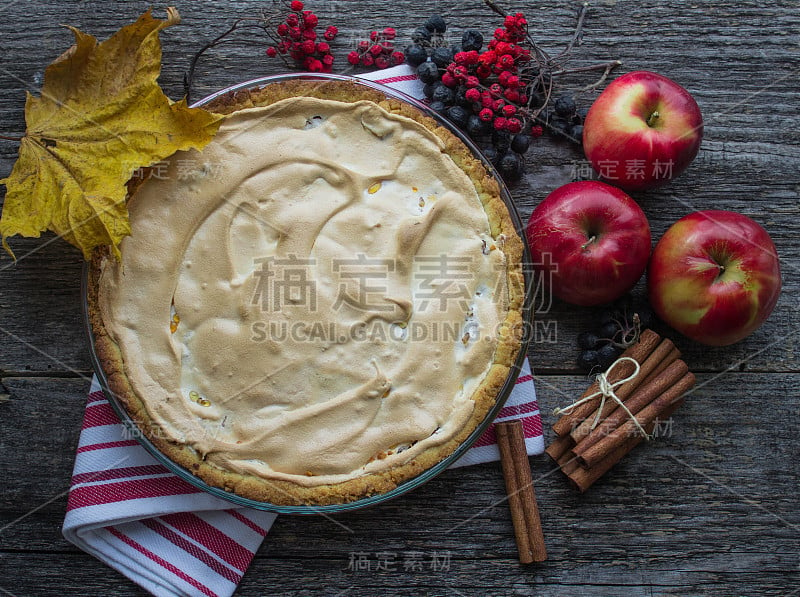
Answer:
552;329;661;437
571;359;689;457
641;346;681;385
569;337;678;444
566;396;686;492
556;449;581;475
575;371;695;470
544;433;574;462
545;434;580;474
496;420;547;563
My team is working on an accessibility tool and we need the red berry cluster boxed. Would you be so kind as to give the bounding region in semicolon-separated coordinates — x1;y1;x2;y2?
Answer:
347;28;405;69
443;13;537;135
265;1;339;72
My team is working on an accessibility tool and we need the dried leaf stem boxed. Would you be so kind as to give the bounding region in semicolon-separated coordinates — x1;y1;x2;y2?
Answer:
183;17;266;103
557;2;589;59
482;0;507;18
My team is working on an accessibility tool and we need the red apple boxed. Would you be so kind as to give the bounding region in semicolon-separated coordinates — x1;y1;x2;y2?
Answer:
526;181;651;307
583;70;703;191
648;210;781;346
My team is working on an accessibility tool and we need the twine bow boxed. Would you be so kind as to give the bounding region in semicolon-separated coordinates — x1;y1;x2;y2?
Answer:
553;357;650;440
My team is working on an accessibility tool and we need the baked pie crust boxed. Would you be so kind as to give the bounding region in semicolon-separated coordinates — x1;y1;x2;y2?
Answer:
87;78;526;506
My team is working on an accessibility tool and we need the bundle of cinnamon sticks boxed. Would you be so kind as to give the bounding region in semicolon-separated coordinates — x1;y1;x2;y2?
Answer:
546;329;695;491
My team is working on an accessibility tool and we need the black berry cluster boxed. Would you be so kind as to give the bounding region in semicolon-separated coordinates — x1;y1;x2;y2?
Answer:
577;295;657;373
404;15;457;72
541;93;588;144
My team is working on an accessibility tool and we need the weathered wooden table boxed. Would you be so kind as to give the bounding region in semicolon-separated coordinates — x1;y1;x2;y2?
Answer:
1;1;798;595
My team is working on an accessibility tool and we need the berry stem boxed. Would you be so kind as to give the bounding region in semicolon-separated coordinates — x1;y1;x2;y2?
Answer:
577;59;623;92
486;0;619;128
482;0;507;18
550;59;623;78
529;109;581;143
0;134;22;142
549;59;623;94
556;2;589;60
183;17;265;103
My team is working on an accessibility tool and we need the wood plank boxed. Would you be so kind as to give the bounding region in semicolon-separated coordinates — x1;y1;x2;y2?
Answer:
0;551;797;597
1;1;798;373
0;1;798;593
0;374;797;594
0;377;85;509
0;238;89;374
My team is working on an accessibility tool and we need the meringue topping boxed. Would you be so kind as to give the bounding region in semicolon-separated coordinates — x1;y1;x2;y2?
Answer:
98;97;509;486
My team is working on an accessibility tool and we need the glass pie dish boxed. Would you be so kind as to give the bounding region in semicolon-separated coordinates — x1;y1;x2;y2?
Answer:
83;73;534;514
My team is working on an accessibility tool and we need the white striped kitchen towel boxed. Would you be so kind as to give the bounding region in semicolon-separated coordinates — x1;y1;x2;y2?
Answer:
63;378;278;597
358;63;426;98
63;65;543;597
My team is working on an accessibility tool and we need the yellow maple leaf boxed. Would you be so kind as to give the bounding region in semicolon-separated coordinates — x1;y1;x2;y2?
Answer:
0;7;222;259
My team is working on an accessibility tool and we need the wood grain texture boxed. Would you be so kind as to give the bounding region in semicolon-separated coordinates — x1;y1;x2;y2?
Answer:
0;1;798;595
0;0;797;373
1;374;798;595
